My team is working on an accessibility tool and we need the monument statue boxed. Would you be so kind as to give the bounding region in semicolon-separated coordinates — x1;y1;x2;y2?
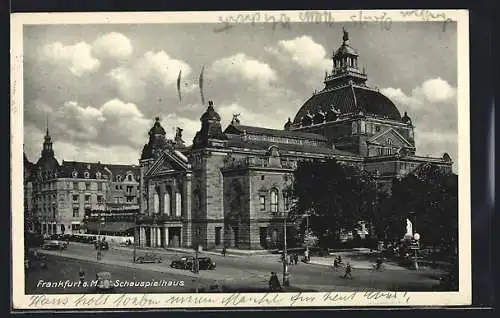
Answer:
406;218;413;236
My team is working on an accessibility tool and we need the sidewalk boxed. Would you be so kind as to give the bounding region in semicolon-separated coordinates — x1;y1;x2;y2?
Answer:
307;256;407;271
113;244;273;258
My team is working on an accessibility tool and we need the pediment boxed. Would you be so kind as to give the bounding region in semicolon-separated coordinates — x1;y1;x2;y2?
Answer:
145;149;191;177
367;128;413;148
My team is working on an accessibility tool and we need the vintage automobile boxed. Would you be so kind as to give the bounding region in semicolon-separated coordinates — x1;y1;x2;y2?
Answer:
42;240;68;250
170;256;216;270
95;272;114;292
135;253;162;264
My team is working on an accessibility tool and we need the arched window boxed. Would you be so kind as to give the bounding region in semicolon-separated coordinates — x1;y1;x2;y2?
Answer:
270;188;279;213
84;171;90;179
127;174;133;181
164;188;171;215
72;171;78;178
175;192;182;217
153;192;160;214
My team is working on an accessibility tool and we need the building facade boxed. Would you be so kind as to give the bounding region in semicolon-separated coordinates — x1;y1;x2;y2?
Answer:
26;127;141;236
137;30;453;250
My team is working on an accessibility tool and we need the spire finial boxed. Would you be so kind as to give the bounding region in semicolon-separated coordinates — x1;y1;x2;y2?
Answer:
45;114;49;136
155;116;160;122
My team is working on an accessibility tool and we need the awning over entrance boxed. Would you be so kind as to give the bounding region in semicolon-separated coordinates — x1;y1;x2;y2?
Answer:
84;221;136;233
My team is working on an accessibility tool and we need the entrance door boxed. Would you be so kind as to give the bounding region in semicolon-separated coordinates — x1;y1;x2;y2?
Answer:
169;227;181;247
215;227;222;246
260;227;268;248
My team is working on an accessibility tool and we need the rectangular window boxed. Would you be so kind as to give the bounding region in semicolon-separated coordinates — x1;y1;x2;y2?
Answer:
72;194;79;202
375;125;381;132
71;223;81;231
97;195;103;203
259;195;266;211
127;186;133;194
84;195;91;203
97;183;103;191
73;182;79;190
85;182;91;190
72;207;79;218
126;196;134;203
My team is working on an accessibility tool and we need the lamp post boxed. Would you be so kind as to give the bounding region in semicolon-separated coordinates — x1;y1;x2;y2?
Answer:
282;211;290;287
133;214;137;263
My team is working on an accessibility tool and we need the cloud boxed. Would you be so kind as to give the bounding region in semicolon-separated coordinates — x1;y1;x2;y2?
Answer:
107;51;193;104
92;32;133;60
381;77;456;111
38;41;100;76
414;77;456;103
210;53;277;85
381;78;458;167
265;35;331;73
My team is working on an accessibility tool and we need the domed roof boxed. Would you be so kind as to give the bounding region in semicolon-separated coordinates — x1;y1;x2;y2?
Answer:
293;85;402;125
149;117;166;136
200;101;221;122
36;156;60;171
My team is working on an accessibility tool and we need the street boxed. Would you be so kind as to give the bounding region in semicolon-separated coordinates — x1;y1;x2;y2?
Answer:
26;242;445;294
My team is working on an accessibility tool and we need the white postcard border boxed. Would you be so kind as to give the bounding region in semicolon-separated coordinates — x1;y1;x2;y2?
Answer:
11;9;471;309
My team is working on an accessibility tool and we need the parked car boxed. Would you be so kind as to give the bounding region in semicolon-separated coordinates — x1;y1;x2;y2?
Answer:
135;253;162;264
94;241;109;250
170;256;216;270
95;272;114;292
43;240;68;250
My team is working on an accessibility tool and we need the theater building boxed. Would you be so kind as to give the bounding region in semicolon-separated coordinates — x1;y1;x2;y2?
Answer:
137;30;453;250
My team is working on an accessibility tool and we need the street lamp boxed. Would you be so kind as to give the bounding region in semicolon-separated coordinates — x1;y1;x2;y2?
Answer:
282;210;290;287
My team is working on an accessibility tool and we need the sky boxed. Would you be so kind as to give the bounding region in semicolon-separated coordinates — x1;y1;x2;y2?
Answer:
22;21;458;169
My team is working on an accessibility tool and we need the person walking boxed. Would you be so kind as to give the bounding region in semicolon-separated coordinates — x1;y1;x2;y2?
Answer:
268;272;281;292
304;249;309;263
333;258;339;271
222;246;227;257
294;253;299;265
343;262;353;279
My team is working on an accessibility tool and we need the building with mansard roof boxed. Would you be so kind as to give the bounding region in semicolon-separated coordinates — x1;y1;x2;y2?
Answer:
137;30;453;250
26;125;141;237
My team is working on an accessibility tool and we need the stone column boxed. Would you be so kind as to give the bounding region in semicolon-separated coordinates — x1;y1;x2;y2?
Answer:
182;173;192;247
157;227;162;247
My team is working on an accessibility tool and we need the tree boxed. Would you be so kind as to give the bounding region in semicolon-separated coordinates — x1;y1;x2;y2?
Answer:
389;164;458;251
290;159;380;247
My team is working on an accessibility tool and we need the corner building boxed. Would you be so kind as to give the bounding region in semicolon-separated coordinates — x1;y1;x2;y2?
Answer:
138;31;453;250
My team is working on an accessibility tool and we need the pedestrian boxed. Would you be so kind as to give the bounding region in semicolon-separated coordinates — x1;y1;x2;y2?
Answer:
337;255;343;264
333;258;339;271
222;246;227;257
304;249;309;263
268;272;281;292
78;267;85;284
343;262;353;279
375;257;383;270
294;253;299;265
